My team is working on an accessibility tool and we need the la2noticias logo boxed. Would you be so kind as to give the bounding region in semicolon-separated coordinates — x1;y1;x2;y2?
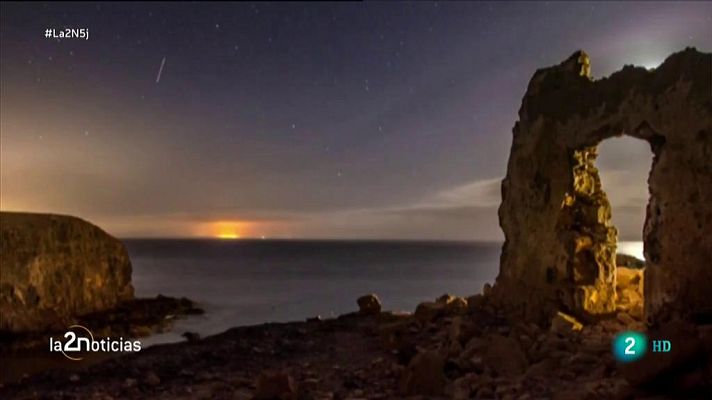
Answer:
49;324;142;361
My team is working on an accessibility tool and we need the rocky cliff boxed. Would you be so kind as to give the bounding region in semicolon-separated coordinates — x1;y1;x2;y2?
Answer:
494;48;712;323
0;212;134;332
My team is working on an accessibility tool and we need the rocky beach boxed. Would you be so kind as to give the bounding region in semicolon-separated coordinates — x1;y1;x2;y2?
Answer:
1;289;710;399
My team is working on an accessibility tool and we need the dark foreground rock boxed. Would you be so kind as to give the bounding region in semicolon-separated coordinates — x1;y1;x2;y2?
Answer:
1;290;709;399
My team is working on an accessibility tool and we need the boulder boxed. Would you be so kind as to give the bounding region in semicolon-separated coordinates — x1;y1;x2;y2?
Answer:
378;319;415;351
356;294;381;315
414;301;446;323
550;311;583;335
466;293;485;310
0;212;134;332
483;334;529;377
615;266;645;319
447;297;468;314
436;294;468;315
399;350;446;396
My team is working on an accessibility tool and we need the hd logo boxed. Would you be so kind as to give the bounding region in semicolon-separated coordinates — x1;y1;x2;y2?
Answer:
612;331;671;363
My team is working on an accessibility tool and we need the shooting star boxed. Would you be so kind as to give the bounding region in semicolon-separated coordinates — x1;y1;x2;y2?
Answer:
155;56;166;83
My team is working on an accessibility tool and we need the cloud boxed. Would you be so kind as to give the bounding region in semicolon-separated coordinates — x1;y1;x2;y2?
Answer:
597;169;649;241
424;178;502;208
286;177;506;240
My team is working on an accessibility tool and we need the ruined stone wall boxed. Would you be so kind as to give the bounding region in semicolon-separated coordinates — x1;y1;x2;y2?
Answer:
494;48;712;324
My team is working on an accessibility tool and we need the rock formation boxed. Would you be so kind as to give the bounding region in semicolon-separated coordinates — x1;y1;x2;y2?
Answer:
357;293;382;315
495;48;712;324
0;212;134;332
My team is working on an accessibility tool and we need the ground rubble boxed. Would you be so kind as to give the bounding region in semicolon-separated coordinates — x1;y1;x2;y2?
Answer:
0;290;710;399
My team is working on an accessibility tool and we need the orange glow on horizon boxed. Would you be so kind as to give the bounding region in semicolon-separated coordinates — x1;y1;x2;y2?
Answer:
211;221;249;239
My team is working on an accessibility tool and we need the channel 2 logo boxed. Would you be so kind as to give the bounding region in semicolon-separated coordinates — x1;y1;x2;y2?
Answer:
612;331;671;363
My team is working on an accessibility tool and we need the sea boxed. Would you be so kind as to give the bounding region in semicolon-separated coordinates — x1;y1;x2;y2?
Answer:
125;239;501;345
125;239;646;345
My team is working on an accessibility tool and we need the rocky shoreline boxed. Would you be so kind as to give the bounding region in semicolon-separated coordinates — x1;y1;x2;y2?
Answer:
0;295;203;384
1;290;710;400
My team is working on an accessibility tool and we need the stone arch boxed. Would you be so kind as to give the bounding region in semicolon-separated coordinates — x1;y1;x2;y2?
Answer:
493;48;712;324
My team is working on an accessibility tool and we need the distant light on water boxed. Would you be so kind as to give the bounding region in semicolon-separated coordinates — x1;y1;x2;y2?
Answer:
210;220;250;239
217;233;241;239
618;241;645;260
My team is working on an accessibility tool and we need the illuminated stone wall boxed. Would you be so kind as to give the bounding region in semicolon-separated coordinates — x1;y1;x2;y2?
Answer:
493;48;712;324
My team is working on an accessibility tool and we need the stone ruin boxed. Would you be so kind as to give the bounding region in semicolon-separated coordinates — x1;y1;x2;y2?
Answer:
493;48;712;324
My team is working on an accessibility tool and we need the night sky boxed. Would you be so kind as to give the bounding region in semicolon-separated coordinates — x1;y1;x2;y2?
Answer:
1;2;710;240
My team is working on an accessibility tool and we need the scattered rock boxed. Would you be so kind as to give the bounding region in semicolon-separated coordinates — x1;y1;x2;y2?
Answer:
182;331;201;342
357;294;381;316
466;294;485;310
254;370;297;400
435;294;468;314
399;350;446;396
525;358;558;379
451;373;477;400
144;371;160;386
483;335;528;377
550;311;583;335
446;297;468;315
616;266;644;319
414;301;446;323
616;312;636;326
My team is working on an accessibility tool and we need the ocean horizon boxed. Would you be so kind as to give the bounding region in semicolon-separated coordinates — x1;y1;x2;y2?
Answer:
124;238;645;346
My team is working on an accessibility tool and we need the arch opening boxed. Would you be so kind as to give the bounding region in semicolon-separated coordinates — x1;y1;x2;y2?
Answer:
596;135;653;320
